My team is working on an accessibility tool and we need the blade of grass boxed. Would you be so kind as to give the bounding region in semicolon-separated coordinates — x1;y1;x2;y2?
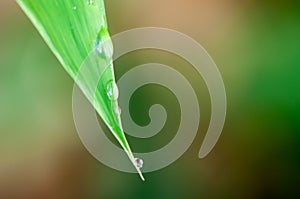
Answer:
17;0;144;181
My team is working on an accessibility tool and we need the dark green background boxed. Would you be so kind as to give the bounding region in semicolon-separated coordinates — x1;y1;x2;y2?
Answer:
0;0;299;198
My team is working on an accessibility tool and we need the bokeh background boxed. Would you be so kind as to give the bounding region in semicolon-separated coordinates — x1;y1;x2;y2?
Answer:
1;0;300;198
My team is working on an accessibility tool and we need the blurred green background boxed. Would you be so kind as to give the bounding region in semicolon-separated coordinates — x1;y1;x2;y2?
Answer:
1;0;300;198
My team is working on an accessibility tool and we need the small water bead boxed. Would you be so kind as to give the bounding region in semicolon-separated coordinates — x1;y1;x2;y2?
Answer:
88;0;94;5
114;106;122;115
106;81;119;101
94;36;113;60
72;5;77;10
101;15;107;27
134;158;144;169
94;24;113;60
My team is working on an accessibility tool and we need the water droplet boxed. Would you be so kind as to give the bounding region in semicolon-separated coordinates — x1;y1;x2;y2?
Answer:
135;158;143;169
72;6;77;10
106;81;119;101
115;106;122;115
94;35;113;60
88;0;94;5
101;15;107;26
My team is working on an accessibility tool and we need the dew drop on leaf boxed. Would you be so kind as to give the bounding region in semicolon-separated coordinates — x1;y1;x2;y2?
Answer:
106;80;119;101
88;0;94;5
115;106;122;115
135;158;144;169
94;34;113;60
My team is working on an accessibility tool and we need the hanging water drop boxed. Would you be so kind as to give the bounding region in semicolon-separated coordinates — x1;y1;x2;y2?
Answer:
134;158;144;169
106;80;119;101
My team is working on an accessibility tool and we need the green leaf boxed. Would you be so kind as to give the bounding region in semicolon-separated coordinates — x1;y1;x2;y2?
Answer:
17;0;144;180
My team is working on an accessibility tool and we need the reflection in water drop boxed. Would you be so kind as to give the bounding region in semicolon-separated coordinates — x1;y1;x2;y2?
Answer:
135;158;144;169
106;80;119;101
